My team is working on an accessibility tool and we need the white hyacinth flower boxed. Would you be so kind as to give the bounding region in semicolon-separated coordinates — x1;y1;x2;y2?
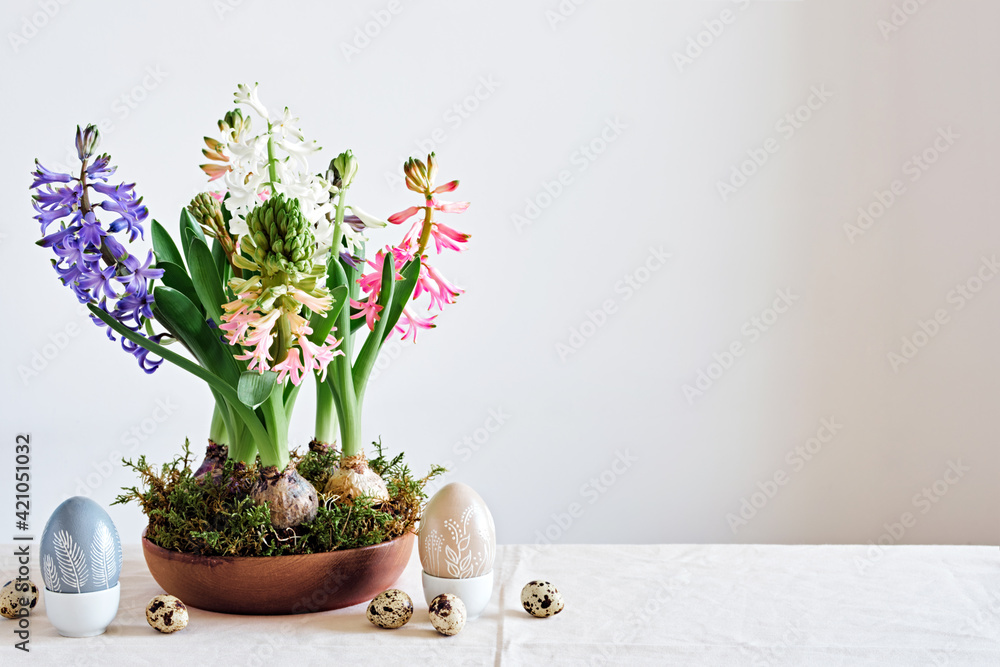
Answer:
234;83;270;121
215;84;333;252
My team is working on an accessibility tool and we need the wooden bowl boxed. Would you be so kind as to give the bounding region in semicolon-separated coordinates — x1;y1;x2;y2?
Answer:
141;530;414;615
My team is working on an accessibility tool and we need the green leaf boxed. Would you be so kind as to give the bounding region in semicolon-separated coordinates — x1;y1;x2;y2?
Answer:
211;238;229;282
325;258;355;409
87;304;270;448
151;220;183;268
237;371;278;409
153;286;241;387
345;241;364;301
209;390;235;445
308;285;348;346
180;208;208;273
180;207;207;245
352;255;396;398
380;257;421;344
157;261;202;314
288;284;350;421
349;257;419;335
186;236;229;325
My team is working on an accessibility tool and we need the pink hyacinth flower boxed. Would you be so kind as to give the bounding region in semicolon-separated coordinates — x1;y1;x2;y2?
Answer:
235;333;273;373
272;348;305;386
219;310;258;344
388;205;423;225
201;163;230;181
416;263;463;311
350;297;383;330
429;198;470;214
357;250;396;298
432;180;460;194
390;245;414;266
292;288;332;314
297;335;342;381
430;221;470;254
396;307;436;342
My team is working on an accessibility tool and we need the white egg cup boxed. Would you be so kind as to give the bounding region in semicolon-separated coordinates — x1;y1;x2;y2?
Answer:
422;570;493;620
44;584;120;637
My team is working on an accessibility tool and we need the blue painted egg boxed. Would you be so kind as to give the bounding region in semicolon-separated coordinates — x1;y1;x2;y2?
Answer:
40;497;122;594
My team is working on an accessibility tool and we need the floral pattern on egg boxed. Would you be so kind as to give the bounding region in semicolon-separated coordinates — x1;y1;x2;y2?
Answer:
419;483;496;579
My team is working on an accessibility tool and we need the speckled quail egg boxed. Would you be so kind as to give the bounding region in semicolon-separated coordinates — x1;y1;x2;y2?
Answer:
0;580;38;619
428;593;466;636
521;580;564;618
367;589;414;629
145;594;189;633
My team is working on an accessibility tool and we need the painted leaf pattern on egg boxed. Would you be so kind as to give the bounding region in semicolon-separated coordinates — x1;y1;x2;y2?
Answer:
53;530;88;593
91;522;119;589
42;554;61;593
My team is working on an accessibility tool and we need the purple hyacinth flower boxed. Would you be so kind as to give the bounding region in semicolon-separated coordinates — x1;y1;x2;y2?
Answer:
38;225;79;249
117;250;164;296
31;124;163;373
102;234;128;262
78;264;119;300
53;235;99;268
92;182;148;228
339;251;362;269
85;154;115;182
30;161;72;189
78;211;105;247
115;291;155;327
121;333;165;374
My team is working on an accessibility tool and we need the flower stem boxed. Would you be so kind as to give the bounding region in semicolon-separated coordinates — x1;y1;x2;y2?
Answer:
315;380;338;444
258;391;289;469
227;419;257;463
265;122;279;190
326;260;361;456
209;403;228;443
79;159;92;213
416;204;434;257
79;159;117;268
329;188;348;255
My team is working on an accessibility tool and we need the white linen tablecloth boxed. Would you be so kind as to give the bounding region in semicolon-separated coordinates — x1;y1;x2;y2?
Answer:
3;543;998;665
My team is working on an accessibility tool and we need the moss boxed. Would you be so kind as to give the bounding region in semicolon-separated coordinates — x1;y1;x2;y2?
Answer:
114;439;446;557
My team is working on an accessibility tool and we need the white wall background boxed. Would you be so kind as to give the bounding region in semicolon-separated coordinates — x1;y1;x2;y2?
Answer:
1;0;998;547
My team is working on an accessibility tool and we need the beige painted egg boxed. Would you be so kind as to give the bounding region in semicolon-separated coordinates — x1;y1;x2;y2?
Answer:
419;483;496;579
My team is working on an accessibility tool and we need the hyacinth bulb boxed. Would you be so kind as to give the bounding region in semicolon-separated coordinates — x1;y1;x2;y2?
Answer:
251;465;318;530
193;441;229;484
308;439;336;456
324;453;389;504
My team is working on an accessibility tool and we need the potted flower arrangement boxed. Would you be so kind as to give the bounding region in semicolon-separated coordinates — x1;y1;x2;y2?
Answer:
30;84;470;614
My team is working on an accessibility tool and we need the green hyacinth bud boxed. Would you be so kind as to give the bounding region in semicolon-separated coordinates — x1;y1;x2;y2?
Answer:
188;192;238;258
403;156;429;194
188;193;224;236
245;194;315;276
426;152;438;187
329;150;359;190
218;108;250;142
